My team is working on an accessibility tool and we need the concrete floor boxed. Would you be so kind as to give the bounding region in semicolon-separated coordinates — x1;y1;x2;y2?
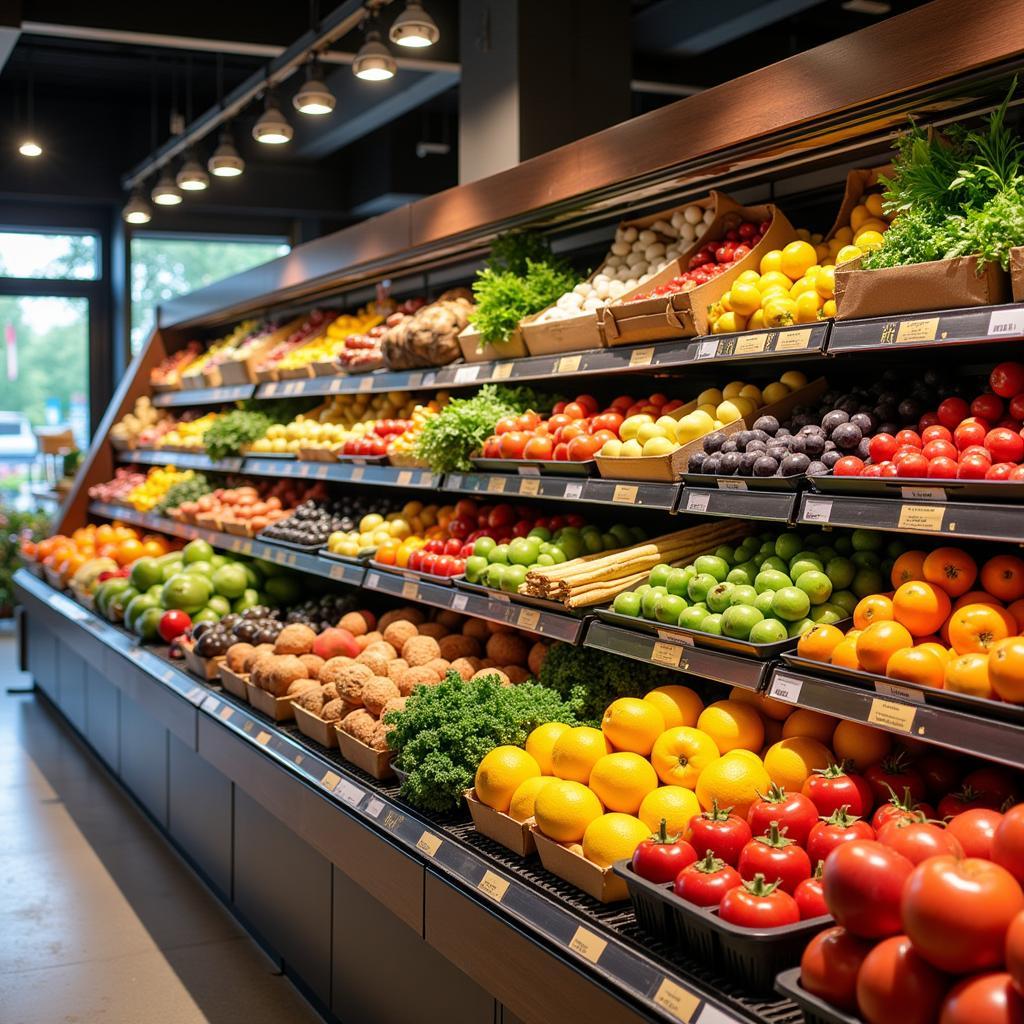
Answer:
0;635;323;1024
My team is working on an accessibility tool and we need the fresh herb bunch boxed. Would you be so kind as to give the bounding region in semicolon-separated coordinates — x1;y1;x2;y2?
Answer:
487;230;559;276
865;82;1024;271
204;411;274;460
383;671;580;813
156;473;211;513
413;383;555;472
538;644;677;724
240;397;314;423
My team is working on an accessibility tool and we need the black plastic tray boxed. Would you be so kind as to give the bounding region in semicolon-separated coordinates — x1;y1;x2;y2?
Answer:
613;861;832;995
367;560;454;587
781;653;1024;727
810;473;1024;502
470;456;597;477
253;534;327;554
683;472;806;492
452;576;586;617
317;548;373;567
775;968;862;1024
592;607;818;660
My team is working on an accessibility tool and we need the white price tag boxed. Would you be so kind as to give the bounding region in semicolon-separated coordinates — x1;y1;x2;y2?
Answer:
564;482;583;500
201;695;219;713
718;478;748;491
901;486;945;501
448;474;463;489
686;491;710;513
367;573;380;588
803;498;833;523
696;340;718;359
366;797;385;818
452;593;469;611
874;680;926;704
454;365;479;384
770;674;803;704
333;777;364;807
987;309;1024;337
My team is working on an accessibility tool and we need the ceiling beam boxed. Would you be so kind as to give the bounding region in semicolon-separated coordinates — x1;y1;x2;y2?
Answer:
0;0;20;72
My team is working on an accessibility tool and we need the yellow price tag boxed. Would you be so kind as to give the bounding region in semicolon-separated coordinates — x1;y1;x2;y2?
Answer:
898;504;945;531
477;870;510;902
628;347;655;367
568;927;607;964
896;318;940;343
487;476;507;493
651;641;684;668
517;608;540;630
557;355;582;373
416;831;442;857
868;698;916;733
612;484;638;504
653;979;700;1022
519;477;540;496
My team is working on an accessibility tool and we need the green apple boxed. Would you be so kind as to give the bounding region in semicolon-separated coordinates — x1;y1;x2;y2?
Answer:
852;567;885;599
694;555;729;582
851;529;883;552
789;555;824;580
754;591;776;616
755;569;792;594
832;589;858;615
771;586;811;622
760;555;789;575
488;544;509;565
699;613;724;635
502;564;528;593
465;555;489;583
642;586;668;619
666;567;694;597
649;563;673;588
613;591;642;617
714;545;737;565
774;531;803;562
706;582;736;613
749;618;789;644
727;562;758;586
182;538;214;564
795;570;833;606
656;594;687;624
473;537;496;558
687;572;718;604
486;564;508;590
721;604;764;639
825;557;856;590
729;585;758;607
787;617;816;638
810;603;845;625
678;606;707;630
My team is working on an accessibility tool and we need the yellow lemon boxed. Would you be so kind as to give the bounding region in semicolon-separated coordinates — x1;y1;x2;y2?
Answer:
736;269;761;286
815;266;836;300
525;721;571;775
822;299;837;317
507;776;558;822
588;752;659;814
759;249;784;275
850;204;870;231
831;720;892;771
698;699;765;753
601;697;665;756
782;708;839;746
638;786;701;838
695;755;771;818
779;240;817;281
758;270;794;293
795;291;823;324
534;780;604;842
763;737;833;792
474;746;541;813
643;685;704;729
748;309;766;329
582;813;651;868
778;370;808;390
728;281;762;317
712;311;748;335
551;726;613;782
836;244;863;265
853;229;885;252
865;193;885;218
651;726;720;788
763;296;798;328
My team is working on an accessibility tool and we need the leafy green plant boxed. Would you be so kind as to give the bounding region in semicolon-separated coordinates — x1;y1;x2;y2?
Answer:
384;671;580;813
157;473;211;513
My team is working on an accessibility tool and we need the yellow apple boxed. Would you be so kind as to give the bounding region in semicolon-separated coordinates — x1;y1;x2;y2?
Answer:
762;381;791;404
655;415;680;438
697;388;723;407
620;438;643;457
688;409;716;433
780;370;808;389
722;380;746;399
739;384;763;406
620;414;654;440
716;400;743;424
697;403;719;418
637;422;669;444
642;436;678;457
600;439;622;457
729;396;756;419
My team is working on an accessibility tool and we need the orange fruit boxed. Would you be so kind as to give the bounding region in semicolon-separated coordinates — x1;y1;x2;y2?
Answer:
988;637;1024;703
525;722;572;775
587;752;659;814
650;726;719;788
797;624;845;662
474;746;541;812
947;603;1010;655
534;780;604;842
582;813;651;868
638;786;701;837
764;737;833;791
551;727;613;783
855;620;913;674
697;700;765;754
1008;599;1024;633
944;652;993;699
854;594;894;630
507;776;558;822
891;550;928;588
830;636;861;669
643;685;703;729
892;581;951;637
916;642;951;665
695;754;771;818
141;538;167;558
832;719;891;769
923;547;977;597
601;697;665;756
885;647;945;688
781;708;839;745
981;555;1024;602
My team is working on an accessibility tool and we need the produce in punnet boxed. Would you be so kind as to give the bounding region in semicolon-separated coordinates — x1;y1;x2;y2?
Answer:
151;411;220;451
261;496;393;550
173;482;300;534
148;341;202;389
109;395;173;448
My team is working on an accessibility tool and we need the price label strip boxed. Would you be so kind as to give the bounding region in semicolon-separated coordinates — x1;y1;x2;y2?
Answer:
477;870;510;903
769;673;803;704
867;697;916;733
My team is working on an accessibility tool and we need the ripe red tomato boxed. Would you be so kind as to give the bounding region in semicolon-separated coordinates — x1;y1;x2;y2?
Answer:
869;433;898;462
856;935;949;1024
955;418;990;450
945;808;1005;860
940;971;1024;1024
938;397;971;428
1007;911;1024;996
919;412;940;431
835;456;866;476
747;784;819;847
159;609;191;643
991;362;1024;399
562;401;586;420
738;822;812;894
895;429;924;449
631;822;697;884
896;452;930;477
800;926;872;1013
794;868;829;920
974;394;1007;422
804;763;869;817
498;431;528;459
994;807;1024;886
988;428;1024;464
878;819;964;864
989;462;1017;479
567;435;601;461
871;789;933;831
866;754;926;805
929;456;960;478
808;807;875;866
688;802;752;867
718;875;800;928
516;411;541;431
902;855;1024;973
823;840;913;938
880;463;900;477
961;453;995;478
523;435;554;461
941;785;1004;818
1012;466;1024;480
862;464;884;477
552;442;570;461
547;413;572;432
923;439;958;461
1010;394;1024;421
964;768;1019;807
591;412;624;435
923;424;954;444
673;850;741;907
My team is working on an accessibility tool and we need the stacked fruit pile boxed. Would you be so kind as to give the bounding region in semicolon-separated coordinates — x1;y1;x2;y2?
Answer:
611;526;867;643
178;483;302;534
819;188;897;266
798;542;1024;704
123;466;199;512
336;325;387;372
152;412;220;452
263;497;392;550
89;468;146;504
109;396;171;449
149;342;202;389
800;800;1024;1024
178;319;261;383
27;523;173;586
272;307;382;372
327;501;439;561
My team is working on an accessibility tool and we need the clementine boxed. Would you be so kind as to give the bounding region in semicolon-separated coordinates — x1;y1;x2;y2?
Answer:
855;620;914;674
853;594;894;630
922;546;977;597
892;580;951;637
980;555;1024;603
947;603;1011;655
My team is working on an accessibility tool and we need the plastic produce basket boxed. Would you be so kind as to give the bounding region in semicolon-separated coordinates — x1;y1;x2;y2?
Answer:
612;861;832;994
775;967;862;1024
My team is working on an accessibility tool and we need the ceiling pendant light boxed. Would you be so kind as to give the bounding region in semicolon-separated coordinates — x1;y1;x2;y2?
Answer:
176;151;209;191
208;127;245;177
18;54;43;157
390;1;439;48
353;28;396;81
18;140;42;158
252;92;293;144
151;169;182;206
294;56;335;115
123;190;152;225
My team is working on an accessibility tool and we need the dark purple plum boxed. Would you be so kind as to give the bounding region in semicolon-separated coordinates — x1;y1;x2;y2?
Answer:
821;410;850;434
803;433;826;457
780;452;811;475
738;451;759;474
703;431;727;453
753;415;780;436
719;451;741;475
821;450;842;469
806;460;828;476
688;451;707;472
753;455;779;477
832;422;863;451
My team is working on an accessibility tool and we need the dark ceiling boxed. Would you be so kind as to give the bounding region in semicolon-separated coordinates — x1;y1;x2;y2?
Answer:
0;0;929;239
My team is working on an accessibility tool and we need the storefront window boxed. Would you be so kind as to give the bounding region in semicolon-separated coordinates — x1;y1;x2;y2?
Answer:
0;231;98;280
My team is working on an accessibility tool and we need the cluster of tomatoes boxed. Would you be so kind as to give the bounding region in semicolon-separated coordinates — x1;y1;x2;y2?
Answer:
801;792;1024;1024
479;393;685;463
834;362;1024;480
629;220;770;300
339;418;414;457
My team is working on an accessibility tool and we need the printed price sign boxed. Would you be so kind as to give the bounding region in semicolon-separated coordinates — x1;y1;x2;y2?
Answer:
652;979;700;1022
651;641;684;668
685;491;710;513
519;477;540;496
803;498;833;523
517;608;540;630
629;347;655;367
770;674;803;703
868;698;916;732
612;484;638;504
477;870;510;902
416;831;442;857
568;927;607;964
898;504;945;531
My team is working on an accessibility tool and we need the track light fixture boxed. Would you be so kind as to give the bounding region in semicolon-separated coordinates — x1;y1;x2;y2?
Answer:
151;169;183;206
208;127;245;177
353;28;396;81
253;93;293;144
176;151;209;191
390;1;439;48
123;190;152;224
294;55;335;115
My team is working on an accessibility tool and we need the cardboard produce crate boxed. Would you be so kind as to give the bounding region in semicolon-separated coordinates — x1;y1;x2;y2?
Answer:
292;702;338;748
247;682;298;721
465;789;536;856
336;727;394;779
1011;246;1024;303
458;323;529;363
834;254;1010;319
532;829;628;903
218;316;305;385
824;165;892;241
217;663;250;701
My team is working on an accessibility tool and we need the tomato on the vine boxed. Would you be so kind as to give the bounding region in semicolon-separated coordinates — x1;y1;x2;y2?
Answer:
747;784;819;847
902;855;1024;974
738;822;812;894
718;874;799;928
856;935;949;1024
807;806;875;866
800;926;871;1013
672;850;741;908
688;799;752;867
939;972;1024;1024
878;819;964;865
631;819;697;884
866;753;926;805
823;840;913;938
917;751;963;802
803;763;869;818
871;785;934;831
963;767;1020;809
794;862;829;920
947;807;1005;858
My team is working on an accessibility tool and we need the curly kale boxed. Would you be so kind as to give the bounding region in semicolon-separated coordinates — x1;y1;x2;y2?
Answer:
383;672;581;813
